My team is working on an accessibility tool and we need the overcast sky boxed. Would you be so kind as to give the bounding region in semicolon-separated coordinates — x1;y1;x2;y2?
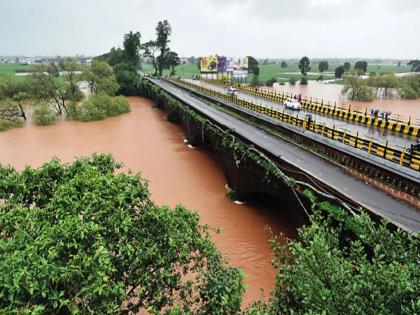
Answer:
1;0;419;59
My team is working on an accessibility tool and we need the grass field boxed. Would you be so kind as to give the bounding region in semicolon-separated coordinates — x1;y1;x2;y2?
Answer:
0;63;28;76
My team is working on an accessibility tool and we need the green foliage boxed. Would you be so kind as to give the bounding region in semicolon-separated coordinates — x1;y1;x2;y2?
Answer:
0;154;245;314
32;104;57;126
250;74;260;87
269;204;420;315
83;60;120;96
280;61;288;68
354;60;368;75
407;59;420;72
95;47;126;66
155;20;173;76
0;98;26;127
123;31;142;67
113;62;141;95
344;61;351;71
248;56;260;76
0;117;23;131
300;76;308;85
399;75;420;99
298;56;311;76
289;77;297;85
265;77;276;87
318;60;329;73
342;76;374;101
335;65;345;79
75;93;131;122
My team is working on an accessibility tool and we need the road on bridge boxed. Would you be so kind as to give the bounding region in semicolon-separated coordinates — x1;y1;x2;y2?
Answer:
151;79;420;233
184;79;416;150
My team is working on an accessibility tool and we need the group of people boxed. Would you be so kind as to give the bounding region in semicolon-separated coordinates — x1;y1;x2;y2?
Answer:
370;107;391;122
293;94;302;102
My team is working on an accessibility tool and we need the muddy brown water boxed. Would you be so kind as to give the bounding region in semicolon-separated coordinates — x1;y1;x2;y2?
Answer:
0;96;305;305
270;81;420;122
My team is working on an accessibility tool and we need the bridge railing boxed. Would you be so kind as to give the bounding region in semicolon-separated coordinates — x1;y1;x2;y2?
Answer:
172;78;420;172
200;78;420;138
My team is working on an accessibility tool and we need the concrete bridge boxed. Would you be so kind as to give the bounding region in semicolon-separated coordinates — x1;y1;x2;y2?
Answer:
146;78;420;233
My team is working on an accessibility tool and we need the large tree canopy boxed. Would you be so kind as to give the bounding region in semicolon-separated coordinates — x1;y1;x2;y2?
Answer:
0;154;245;314
298;56;311;76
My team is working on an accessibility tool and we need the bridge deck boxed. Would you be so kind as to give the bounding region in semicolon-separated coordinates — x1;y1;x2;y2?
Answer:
151;78;420;233
185;79;415;149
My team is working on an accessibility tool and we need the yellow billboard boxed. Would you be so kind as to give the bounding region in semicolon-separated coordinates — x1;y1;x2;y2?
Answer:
200;56;218;72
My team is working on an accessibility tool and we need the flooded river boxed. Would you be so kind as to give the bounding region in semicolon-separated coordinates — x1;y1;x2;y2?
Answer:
0;96;304;305
272;81;420;122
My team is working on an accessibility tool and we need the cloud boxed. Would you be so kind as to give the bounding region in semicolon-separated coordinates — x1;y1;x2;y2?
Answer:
0;0;419;58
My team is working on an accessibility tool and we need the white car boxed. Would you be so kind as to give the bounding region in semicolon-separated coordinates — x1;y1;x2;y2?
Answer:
284;98;301;110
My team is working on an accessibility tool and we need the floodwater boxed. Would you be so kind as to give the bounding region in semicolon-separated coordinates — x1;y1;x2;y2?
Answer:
271;81;420;122
0;97;304;305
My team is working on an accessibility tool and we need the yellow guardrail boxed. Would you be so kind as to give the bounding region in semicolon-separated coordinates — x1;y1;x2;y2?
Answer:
173;78;420;172
202;78;420;138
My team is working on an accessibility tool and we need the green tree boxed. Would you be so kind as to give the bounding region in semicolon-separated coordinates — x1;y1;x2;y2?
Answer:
298;56;311;76
280;61;288;68
29;65;71;115
32;104;57;126
407;59;420;72
59;58;83;101
155;20;172;76
354;60;368;75
83;60;119;95
95;47;125;66
166;51;180;75
0;154;245;314
342;76;374;101
143;41;160;76
318;60;329;73
123;31;141;67
343;61;351;71
335;65;345;79
268;201;419;315
0;75;32;120
247;56;260;76
113;62;141;95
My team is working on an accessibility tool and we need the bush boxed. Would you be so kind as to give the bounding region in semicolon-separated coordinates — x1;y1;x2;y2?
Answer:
265;77;276;87
66;101;79;120
74;93;131;122
0;118;22;132
269;201;419;315
0;154;245;314
400;85;418;99
300;76;308;85
289;77;297;85
32;104;57;126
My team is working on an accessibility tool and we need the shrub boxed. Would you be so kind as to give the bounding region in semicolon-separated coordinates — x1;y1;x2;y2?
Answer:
107;95;130;116
289;77;297;85
77;93;109;121
66;101;79;120
32;104;57;126
300;76;308;85
76;93;131;122
265;77;276;87
269;201;419;315
400;85;418;99
0;118;22;131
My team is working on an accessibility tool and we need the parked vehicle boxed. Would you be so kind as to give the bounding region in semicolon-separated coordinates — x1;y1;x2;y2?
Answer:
284;98;301;110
